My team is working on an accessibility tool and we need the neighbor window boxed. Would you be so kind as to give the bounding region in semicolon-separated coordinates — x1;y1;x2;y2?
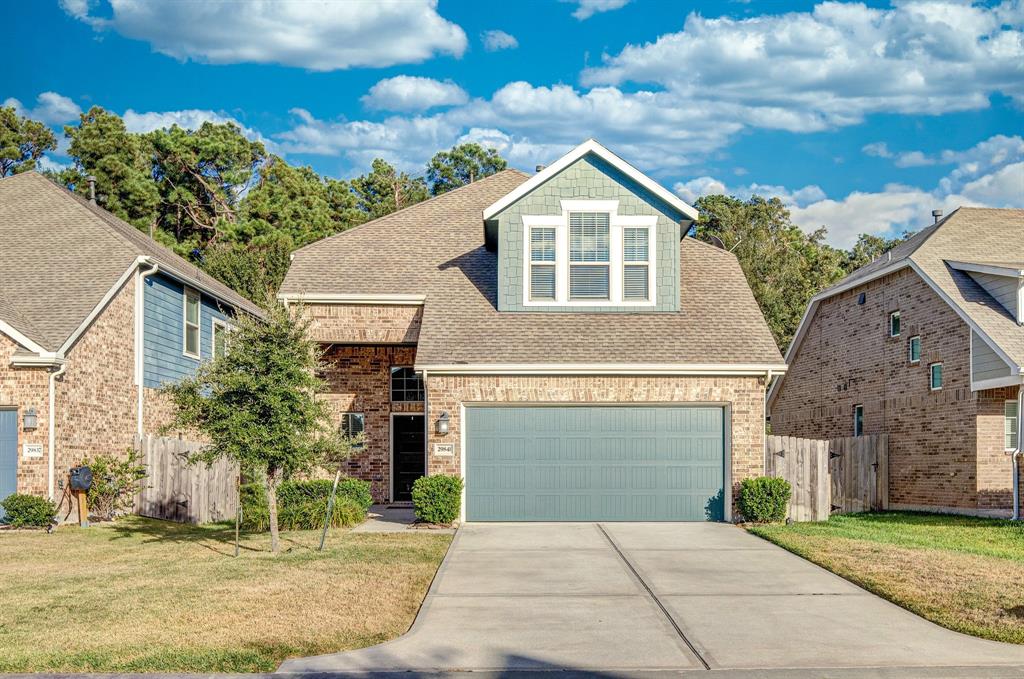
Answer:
529;227;556;301
341;412;365;439
908;335;921;364
569;212;610;300
889;310;901;337
853;404;864;437
212;319;230;359
623;227;650;301
1006;400;1020;451
929;362;943;390
183;287;200;358
390;366;424;402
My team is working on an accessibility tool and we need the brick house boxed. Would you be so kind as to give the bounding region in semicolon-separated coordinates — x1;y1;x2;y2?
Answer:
769;208;1023;517
0;172;262;518
279;140;786;522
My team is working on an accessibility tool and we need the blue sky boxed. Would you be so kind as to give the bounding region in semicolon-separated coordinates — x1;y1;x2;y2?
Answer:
5;0;1022;247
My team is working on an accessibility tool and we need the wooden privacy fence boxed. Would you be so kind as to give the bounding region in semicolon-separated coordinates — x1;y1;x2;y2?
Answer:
135;434;239;524
765;434;888;521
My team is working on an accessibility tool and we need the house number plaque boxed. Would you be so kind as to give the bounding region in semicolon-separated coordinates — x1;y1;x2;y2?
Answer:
434;443;455;457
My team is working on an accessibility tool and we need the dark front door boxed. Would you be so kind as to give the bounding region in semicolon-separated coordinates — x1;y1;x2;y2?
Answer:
392;414;425;502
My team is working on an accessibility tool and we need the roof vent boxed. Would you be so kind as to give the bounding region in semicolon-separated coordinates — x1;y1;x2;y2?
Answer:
931;209;942;224
535;164;545;173
86;175;97;205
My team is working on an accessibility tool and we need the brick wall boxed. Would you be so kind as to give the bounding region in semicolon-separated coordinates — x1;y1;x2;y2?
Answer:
319;344;420;502
302;303;421;344
977;386;1019;510
770;267;1010;512
424;374;767;512
0;333;52;498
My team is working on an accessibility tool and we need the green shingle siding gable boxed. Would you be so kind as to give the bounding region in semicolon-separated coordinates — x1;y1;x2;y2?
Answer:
495;154;684;313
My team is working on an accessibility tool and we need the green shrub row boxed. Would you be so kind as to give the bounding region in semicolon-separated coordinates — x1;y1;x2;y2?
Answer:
1;494;57;528
239;477;371;531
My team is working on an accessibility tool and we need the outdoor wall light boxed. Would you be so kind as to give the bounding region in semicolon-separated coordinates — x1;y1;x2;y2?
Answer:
435;411;450;435
23;407;38;430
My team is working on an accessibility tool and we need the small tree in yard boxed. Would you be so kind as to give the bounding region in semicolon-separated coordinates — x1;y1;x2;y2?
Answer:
163;302;336;553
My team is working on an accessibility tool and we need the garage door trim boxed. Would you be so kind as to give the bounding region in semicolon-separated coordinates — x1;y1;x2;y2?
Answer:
459;402;732;522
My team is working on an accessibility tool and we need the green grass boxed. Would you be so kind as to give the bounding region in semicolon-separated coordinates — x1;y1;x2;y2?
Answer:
749;511;1024;644
0;516;452;672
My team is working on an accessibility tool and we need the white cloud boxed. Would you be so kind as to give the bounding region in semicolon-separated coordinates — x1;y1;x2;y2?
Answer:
481;30;518;51
361;76;468;112
62;0;467;71
673;135;1024;248
35;155;71;173
583;2;1024;128
566;0;632;21
121;108;276;152
3;91;82;124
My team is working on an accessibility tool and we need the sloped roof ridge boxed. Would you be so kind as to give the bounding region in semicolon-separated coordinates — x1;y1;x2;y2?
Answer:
291;168;531;256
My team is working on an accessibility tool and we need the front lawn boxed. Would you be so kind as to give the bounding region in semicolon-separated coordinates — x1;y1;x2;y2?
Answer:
0;516;451;672
748;511;1024;644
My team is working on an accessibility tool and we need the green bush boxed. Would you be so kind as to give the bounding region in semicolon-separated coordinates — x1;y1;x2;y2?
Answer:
412;474;463;525
82;449;147;520
738;476;792;523
1;494;57;528
240;478;370;531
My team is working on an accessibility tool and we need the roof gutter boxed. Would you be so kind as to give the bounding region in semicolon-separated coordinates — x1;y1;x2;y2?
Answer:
416;363;788;377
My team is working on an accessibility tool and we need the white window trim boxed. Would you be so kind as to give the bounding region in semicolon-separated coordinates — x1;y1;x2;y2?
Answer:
853;404;864;437
1006;400;1020;452
908;335;921;364
521;201;658;307
929;362;943;391
889;310;901;337
211;318;232;359
182;286;201;359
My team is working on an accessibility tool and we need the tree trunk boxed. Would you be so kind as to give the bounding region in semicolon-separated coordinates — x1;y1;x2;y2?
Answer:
266;467;282;554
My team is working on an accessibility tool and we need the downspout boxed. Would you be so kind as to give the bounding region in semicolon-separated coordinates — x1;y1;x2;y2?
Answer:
135;258;159;437
47;361;67;500
1013;386;1023;521
422;367;429;480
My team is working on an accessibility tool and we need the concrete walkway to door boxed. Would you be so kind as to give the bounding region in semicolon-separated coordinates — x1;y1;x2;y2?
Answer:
277;523;1024;674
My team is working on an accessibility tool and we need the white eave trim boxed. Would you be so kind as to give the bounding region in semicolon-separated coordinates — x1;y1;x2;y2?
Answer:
277;293;426;306
416;363;787;376
9;354;65;368
482;139;699;221
0;320;49;355
58;257;145;355
947;260;1024;278
972;373;1024;392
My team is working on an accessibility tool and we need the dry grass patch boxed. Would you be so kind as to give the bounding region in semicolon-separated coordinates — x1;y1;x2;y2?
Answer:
749;512;1024;644
0;516;451;672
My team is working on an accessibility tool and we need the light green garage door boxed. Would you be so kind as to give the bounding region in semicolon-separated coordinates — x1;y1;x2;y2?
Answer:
465;406;725;522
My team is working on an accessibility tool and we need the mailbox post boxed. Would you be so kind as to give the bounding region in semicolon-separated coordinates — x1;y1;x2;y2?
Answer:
69;466;93;527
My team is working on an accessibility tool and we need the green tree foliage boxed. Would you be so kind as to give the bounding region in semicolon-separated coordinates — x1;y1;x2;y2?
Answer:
200;234;294;305
695;195;847;352
162;303;340;553
0;106;57;177
426;142;507;195
845;231;913;271
351;158;429;219
148;122;265;248
61;106;160;230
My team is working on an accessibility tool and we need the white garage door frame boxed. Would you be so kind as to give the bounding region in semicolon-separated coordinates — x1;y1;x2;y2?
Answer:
458;401;734;523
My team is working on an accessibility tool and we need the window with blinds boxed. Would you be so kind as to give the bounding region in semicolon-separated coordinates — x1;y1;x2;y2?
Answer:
1007;400;1020;451
623;227;649;301
530;227;556;300
569;212;610;299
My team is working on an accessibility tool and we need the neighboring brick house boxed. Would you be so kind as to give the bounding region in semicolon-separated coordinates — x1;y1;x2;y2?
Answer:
0;172;262;518
280;140;786;522
769;208;1023;517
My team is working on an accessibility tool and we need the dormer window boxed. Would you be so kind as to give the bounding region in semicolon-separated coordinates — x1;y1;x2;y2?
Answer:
522;200;657;307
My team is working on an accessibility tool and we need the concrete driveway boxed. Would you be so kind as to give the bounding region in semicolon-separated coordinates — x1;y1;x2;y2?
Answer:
278;523;1024;674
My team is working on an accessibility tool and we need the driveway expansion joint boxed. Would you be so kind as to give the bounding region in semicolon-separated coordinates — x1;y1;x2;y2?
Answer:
597;523;712;671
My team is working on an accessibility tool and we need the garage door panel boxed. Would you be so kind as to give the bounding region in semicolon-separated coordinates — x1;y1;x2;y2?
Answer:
466;406;725;522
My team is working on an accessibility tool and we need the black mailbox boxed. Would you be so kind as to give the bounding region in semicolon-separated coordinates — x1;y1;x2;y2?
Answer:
69;466;93;492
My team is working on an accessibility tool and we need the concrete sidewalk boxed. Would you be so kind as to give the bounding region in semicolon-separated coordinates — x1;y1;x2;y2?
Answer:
278;522;1024;674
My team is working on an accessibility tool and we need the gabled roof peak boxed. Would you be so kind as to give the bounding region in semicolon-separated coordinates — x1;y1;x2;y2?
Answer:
482;139;699;221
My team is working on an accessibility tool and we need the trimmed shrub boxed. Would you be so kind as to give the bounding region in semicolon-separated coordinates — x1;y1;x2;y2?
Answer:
738;476;792;523
412;474;463;525
82;449;147;520
240;478;370;531
1;494;57;528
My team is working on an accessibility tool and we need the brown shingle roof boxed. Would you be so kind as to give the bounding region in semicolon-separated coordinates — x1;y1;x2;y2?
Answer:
0;172;262;352
282;170;784;367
